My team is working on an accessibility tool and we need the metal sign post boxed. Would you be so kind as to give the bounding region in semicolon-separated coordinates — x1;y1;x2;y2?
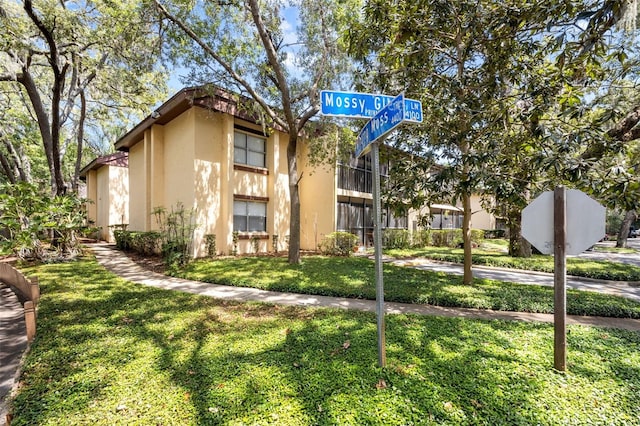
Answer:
553;186;567;371
371;141;386;367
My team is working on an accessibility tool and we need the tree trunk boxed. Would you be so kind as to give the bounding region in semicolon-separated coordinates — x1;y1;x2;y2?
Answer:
508;210;532;257
617;210;636;248
50;70;66;195
1;137;28;182
72;90;87;192
462;191;473;284
19;70;57;192
0;151;16;184
287;133;301;264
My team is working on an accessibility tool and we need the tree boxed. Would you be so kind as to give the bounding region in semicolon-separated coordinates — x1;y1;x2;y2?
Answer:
0;0;167;195
348;0;584;283
0;87;41;184
531;0;640;247
152;0;359;263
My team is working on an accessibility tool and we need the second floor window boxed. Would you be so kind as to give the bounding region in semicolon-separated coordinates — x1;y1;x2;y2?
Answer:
234;131;266;168
337;152;389;193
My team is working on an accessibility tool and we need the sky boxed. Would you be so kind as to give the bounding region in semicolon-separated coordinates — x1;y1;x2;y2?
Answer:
166;6;301;95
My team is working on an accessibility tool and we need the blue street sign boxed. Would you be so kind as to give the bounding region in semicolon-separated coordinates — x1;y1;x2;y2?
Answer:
320;90;422;123
356;93;405;157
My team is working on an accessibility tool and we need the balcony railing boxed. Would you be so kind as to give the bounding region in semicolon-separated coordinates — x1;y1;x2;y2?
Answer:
337;165;389;194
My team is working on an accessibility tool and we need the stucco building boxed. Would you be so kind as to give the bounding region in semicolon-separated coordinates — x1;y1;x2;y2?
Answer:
80;152;129;242
83;86;496;255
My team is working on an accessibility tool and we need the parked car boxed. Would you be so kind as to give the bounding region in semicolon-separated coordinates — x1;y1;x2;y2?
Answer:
629;228;639;238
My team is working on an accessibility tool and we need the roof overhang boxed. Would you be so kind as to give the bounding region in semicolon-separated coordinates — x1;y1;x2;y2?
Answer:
79;152;128;180
114;86;270;152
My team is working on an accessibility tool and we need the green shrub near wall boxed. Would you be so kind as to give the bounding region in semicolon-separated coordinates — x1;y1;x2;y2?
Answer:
318;232;358;256
470;229;485;245
410;229;485;248
383;229;411;249
114;230;162;255
412;229;431;248
431;229;462;247
113;230;131;251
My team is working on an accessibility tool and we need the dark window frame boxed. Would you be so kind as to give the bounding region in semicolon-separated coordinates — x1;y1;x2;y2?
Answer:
234;130;266;169
233;198;268;233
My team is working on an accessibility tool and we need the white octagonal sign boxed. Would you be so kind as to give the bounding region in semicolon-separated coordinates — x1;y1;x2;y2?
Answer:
521;189;606;256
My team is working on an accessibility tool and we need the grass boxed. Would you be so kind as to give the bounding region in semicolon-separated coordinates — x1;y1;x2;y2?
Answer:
592;244;637;254
385;246;640;281
9;257;640;425
172;256;640;318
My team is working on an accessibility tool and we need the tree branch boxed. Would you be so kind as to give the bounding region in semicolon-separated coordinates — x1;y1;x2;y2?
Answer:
581;105;640;160
24;0;63;78
153;0;288;131
607;105;640;141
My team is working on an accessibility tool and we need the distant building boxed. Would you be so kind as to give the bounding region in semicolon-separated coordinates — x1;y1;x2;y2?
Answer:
80;152;129;242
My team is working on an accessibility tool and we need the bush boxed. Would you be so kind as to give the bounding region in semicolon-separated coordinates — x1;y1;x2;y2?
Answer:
132;232;163;255
114;231;162;255
412;229;431;248
114;230;132;250
471;229;485;245
416;229;485;248
383;229;411;249
318;232;358;256
204;234;216;257
0;182;87;260
431;229;463;247
153;203;197;267
484;229;506;239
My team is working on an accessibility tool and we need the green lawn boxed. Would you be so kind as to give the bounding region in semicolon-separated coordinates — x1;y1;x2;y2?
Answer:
385;246;640;281
172;256;640;318
9;257;640;425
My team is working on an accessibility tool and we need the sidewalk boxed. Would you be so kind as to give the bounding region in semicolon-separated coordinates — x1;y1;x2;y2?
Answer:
0;284;28;422
89;244;640;332
388;257;640;302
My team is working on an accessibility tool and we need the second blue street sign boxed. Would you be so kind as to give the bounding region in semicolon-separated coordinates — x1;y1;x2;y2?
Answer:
355;93;405;157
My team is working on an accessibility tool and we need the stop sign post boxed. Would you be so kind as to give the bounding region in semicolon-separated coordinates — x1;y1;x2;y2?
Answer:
522;187;606;371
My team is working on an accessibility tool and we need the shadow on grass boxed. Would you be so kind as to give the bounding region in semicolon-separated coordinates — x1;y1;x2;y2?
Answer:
10;258;640;425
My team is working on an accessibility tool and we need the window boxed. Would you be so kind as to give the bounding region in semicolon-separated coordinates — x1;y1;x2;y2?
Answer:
234;131;266;168
234;200;267;232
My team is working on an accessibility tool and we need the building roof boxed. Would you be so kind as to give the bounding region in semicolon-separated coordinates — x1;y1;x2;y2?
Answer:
114;86;266;152
79;152;128;179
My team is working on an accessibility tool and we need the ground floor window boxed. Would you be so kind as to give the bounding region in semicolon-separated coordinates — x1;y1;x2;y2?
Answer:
429;208;463;229
233;200;267;232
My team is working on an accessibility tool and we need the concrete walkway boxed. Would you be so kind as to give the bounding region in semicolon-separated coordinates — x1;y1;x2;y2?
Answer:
389;258;640;302
89;244;640;332
0;284;28;422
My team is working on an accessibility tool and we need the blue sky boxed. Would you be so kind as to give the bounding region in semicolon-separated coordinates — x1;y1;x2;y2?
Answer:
166;6;301;95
